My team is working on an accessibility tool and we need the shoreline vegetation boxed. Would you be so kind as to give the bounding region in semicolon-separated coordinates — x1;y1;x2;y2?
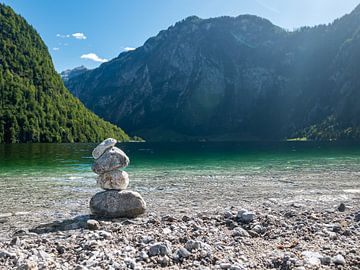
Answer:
0;198;359;269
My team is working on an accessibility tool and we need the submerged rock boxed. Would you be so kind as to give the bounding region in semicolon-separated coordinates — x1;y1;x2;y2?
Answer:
338;203;346;212
92;147;130;174
92;138;117;159
97;170;129;190
90;190;146;218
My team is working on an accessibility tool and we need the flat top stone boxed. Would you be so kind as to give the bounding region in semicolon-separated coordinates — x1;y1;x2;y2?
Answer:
92;138;117;159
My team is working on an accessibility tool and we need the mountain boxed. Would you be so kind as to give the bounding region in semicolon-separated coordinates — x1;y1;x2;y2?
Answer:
0;4;131;143
60;66;88;83
65;7;360;141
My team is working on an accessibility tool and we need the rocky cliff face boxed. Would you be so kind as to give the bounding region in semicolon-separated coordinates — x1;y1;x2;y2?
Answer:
60;66;88;83
65;6;360;141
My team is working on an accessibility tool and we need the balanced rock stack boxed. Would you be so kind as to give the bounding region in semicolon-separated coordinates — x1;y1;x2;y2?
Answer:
89;138;146;218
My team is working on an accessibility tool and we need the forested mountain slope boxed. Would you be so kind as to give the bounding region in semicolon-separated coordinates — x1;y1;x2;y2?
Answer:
0;4;130;143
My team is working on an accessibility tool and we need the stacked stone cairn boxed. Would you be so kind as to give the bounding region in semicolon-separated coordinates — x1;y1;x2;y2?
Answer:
89;138;146;218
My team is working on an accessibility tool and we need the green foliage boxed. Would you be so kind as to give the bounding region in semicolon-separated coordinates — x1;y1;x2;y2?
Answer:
0;4;130;143
297;116;360;141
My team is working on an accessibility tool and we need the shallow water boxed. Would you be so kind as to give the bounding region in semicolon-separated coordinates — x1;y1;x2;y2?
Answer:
1;142;360;220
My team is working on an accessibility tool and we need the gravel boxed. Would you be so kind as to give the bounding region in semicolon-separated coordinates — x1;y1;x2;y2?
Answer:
0;198;359;269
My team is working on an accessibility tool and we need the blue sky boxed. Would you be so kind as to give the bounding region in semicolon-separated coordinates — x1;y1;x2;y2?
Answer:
2;0;359;71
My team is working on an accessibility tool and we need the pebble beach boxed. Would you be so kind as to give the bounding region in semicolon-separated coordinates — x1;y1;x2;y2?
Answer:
1;198;360;269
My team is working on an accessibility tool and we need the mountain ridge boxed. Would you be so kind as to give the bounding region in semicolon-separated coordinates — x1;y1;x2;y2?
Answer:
65;5;360;141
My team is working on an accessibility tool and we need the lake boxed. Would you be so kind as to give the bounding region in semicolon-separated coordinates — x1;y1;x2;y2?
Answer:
1;142;360;225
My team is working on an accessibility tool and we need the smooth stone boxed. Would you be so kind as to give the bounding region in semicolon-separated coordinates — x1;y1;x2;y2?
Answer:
301;251;322;266
232;227;250;237
92;147;130;174
90;190;146;218
175;247;191;259
92;138;117;159
97;170;129;190
148;242;172;257
237;210;256;223
0;213;13;218
220;263;231;269
86;219;100;230
332;254;346;265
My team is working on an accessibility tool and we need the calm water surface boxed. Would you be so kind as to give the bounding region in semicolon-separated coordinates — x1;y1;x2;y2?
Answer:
0;142;360;221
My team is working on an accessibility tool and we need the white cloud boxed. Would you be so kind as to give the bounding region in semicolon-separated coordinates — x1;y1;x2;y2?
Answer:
80;53;108;63
124;47;136;52
56;33;87;40
52;47;60;51
72;32;87;40
56;34;70;38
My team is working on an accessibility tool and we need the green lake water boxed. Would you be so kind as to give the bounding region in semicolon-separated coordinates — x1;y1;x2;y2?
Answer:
0;142;360;221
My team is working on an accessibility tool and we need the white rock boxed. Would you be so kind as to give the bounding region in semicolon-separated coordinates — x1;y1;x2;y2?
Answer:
232;227;250;237
92;138;117;159
98;230;112;239
332;254;346;265
301;251;322;266
162;228;172;234
0;213;13;218
220;262;231;269
97;170;129;190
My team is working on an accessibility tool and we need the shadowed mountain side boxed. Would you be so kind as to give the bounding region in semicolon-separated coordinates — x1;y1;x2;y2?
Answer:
66;7;360;141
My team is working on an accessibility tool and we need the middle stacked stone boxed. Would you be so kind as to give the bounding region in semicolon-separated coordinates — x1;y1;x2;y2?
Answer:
91;138;130;190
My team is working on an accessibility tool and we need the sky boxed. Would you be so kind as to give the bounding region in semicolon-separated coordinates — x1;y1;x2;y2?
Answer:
2;0;360;72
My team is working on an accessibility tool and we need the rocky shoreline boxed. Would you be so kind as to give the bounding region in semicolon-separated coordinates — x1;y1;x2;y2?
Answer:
1;199;359;269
